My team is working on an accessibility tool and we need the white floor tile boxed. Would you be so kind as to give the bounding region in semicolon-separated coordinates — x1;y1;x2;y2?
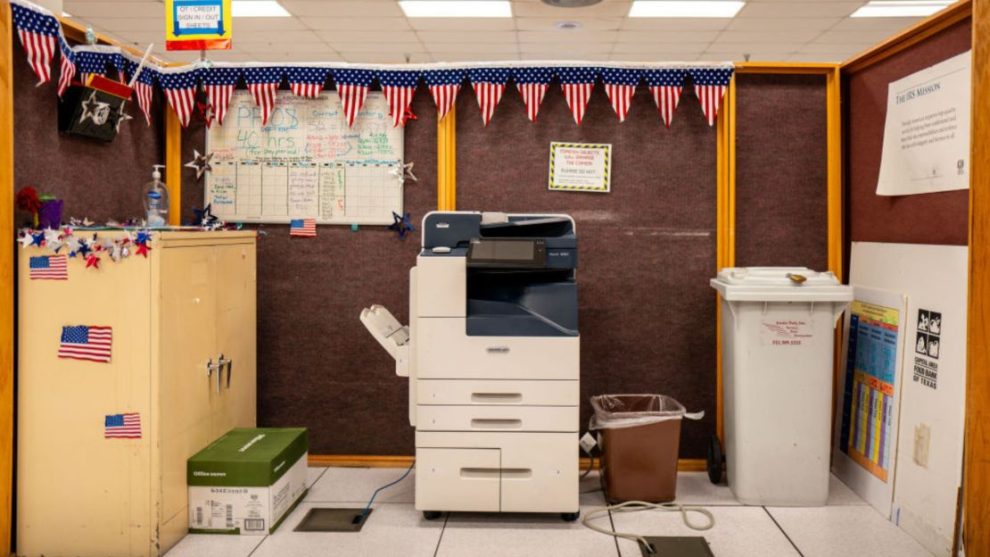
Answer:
164;533;266;557
306;466;327;488
579;470;609;506
674;472;740;506
439;507;620;557
306;466;416;504
826;474;868;506
251;502;443;557
610;506;800;557
767;506;933;557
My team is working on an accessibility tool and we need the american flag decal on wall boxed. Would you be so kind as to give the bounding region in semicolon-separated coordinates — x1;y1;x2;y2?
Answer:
424;69;464;122
334;69;375;128
29;255;67;280
290;218;317;238
104;413;141;439
558;67;597;126
244;68;282;127
378;70;420;127
690;67;734;127
59;325;112;363
601;68;641;123
469;68;511;127
10;2;59;85
645;69;686;129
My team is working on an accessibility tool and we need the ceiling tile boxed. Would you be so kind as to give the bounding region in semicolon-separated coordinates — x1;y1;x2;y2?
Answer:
800;42;872;53
726;17;840;31
241;42;335;54
518;51;611;61
431;52;521;62
714;29;822;44
829;17;922;32
620;18;731;31
614;30;721;43
281;0;405;17
315;30;421;42
327;42;425;52
789;51;848;63
612;42;712;54
304;17;412;31
518;42;614;54
408;18;517;31
416;31;517;43
233;18;309;32
81;16;165;32
424;42;519;53
814;29;899;44
610;52;703;62
735;2;862;18
235;30;325;44
517;30;618;43
241;50;346;62
516;16;622;31
62;1;162;18
337;52;433;63
511;0;632;17
697;51;787;62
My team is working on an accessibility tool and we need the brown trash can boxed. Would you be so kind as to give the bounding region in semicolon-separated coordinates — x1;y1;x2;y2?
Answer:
591;394;688;504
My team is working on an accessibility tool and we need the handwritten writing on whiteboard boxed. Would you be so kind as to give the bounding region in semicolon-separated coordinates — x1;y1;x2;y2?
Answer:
205;91;404;225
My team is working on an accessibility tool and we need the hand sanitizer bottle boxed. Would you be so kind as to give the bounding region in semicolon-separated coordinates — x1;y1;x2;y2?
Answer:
144;165;169;228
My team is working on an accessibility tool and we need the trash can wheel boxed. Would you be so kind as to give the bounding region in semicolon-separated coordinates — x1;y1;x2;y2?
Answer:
423;511;442;520
560;511;580;522
707;435;723;484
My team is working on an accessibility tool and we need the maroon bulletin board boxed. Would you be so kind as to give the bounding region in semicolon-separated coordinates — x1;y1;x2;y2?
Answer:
455;83;718;458
845;18;971;247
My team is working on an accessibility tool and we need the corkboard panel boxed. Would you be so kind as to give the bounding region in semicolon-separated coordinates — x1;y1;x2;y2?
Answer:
735;74;829;270
846;18;970;246
12;48;165;227
455;83;717;458
183;87;437;454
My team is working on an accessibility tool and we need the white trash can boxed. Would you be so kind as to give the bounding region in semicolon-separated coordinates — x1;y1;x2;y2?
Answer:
711;267;853;506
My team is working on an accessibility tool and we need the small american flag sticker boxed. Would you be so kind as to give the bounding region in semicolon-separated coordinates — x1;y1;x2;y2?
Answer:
58;325;112;363
29;255;68;280
104;413;141;439
290;218;317;238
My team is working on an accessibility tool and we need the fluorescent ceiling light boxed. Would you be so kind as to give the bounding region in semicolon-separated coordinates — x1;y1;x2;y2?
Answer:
399;1;512;18
232;0;291;17
629;1;745;18
851;1;952;17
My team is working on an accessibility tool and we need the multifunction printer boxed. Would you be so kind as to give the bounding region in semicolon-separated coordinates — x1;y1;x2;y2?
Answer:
362;211;581;520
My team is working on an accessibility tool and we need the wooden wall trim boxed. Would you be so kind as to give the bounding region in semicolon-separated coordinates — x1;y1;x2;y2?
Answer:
307;454;707;472
165;109;182;225
714;75;737;444
736;62;838;75
437;105;456;210
965;1;989;552
842;0;971;74
0;4;13;553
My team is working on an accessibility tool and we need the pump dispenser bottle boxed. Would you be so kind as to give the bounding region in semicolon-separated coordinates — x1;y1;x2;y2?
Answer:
144;165;169;227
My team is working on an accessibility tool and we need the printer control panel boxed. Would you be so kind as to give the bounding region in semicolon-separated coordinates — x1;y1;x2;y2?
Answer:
467;239;546;268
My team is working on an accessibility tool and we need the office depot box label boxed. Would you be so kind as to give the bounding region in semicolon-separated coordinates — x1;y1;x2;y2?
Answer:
188;428;308;534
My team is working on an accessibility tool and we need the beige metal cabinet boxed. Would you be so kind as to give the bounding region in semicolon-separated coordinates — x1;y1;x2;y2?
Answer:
16;231;257;557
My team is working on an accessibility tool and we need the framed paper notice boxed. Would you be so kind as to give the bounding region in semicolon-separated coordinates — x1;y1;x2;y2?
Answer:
549;142;611;193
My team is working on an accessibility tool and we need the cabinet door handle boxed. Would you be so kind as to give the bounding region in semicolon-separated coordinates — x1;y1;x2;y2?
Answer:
471;392;523;403
225;358;233;389
471;418;522;429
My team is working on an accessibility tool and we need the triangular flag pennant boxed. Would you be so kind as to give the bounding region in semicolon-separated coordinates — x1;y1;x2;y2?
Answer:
201;67;240;128
159;69;201;128
333;69;375;128
600;68;641;123
557;67;597;125
512;67;553;123
75;48;111;85
125;59;159;126
56;35;76;97
287;67;331;99
243;68;282;127
424;69;464;122
10;2;60;86
377;70;420;127
644;69;686;128
468;68;511;126
689;67;734;127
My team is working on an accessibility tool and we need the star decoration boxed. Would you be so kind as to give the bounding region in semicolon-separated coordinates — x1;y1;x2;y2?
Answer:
85;253;100;269
196;99;215;127
30;231;45;247
70;217;94;227
17;232;35;248
134;230;152;258
44;228;63;252
390;162;418;183
184;149;214;180
78;91;111;126
192;204;222;230
115;103;134;132
76;238;92;258
388;211;415;239
135;242;150;258
65;235;81;256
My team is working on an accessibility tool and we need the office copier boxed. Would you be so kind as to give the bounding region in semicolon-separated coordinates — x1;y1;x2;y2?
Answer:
362;211;580;520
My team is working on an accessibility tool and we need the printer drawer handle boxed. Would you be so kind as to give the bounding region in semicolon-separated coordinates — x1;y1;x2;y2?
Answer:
486;346;511;354
471;392;523;403
471;418;523;429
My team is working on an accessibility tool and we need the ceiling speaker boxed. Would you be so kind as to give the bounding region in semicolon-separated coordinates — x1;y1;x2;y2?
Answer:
541;0;604;7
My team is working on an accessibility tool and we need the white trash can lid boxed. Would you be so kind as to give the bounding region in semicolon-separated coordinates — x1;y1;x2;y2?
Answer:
710;267;853;302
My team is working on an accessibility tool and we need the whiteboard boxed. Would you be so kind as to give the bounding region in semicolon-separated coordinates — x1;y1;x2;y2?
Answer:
205;91;404;225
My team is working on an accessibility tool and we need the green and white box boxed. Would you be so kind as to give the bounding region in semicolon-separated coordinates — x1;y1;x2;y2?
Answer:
188;428;308;535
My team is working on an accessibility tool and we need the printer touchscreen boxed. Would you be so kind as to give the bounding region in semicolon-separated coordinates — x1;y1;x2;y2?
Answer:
467;239;546;267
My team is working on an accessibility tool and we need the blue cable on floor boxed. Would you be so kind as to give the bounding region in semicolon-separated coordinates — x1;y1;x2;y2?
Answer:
355;459;416;524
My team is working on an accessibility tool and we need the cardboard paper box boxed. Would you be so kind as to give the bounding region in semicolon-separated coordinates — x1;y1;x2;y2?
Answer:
188;428;308;535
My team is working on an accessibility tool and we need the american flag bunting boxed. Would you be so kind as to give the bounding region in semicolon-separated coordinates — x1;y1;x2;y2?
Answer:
333;69;375;128
424;69;464;122
644;69;687;128
690;67;734;127
377;70;420;127
244;68;283;127
468;68;511;127
104;413;142;439
159;70;200;127
558;67;598;126
287;67;330;99
126;59;158;126
29;255;67;280
513;67;553;123
600;68;641;123
59;325;112;363
290;218;317;237
202;67;241;127
75;48;111;85
10;2;60;86
57;35;76;97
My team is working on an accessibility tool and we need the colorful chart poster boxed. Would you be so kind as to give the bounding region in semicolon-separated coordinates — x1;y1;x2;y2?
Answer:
165;0;232;51
840;300;901;482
